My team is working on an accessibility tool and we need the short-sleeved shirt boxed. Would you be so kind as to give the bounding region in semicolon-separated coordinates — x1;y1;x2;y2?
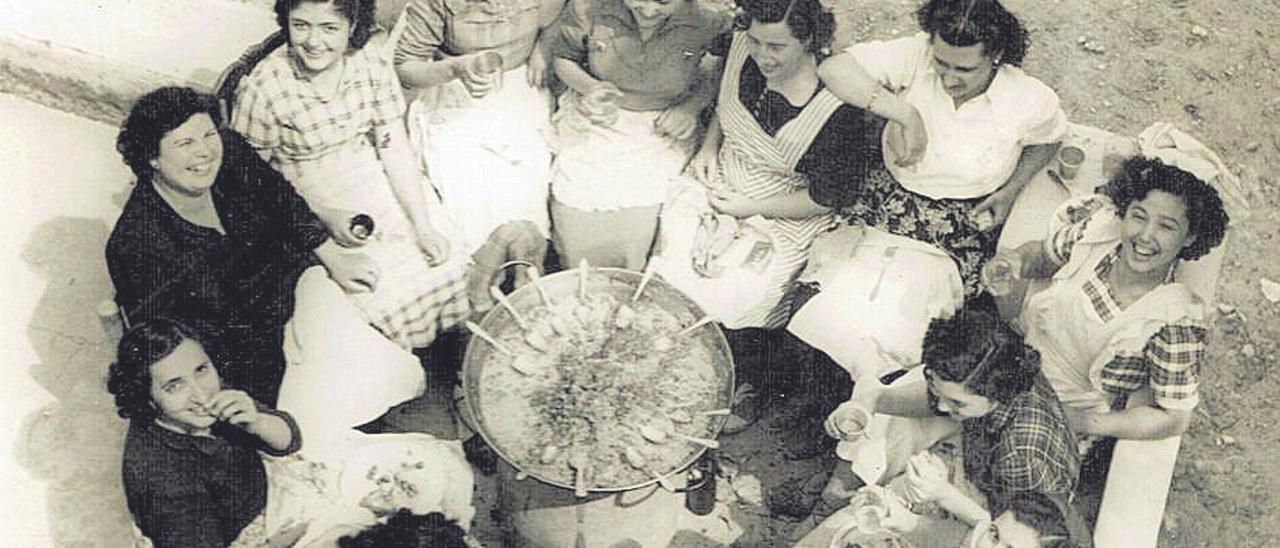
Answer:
929;374;1080;499
845;32;1068;199
1045;199;1206;411
122;409;301;548
547;0;730;103
720;37;885;207
231;46;407;182
394;0;542;63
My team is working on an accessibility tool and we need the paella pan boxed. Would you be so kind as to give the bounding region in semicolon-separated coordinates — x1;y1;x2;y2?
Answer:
462;263;735;493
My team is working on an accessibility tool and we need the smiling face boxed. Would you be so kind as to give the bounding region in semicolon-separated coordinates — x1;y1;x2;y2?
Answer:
746;20;812;83
927;374;996;420
622;0;680;30
151;113;222;197
1118;189;1195;275
149;338;222;432
929;34;997;103
287;1;352;77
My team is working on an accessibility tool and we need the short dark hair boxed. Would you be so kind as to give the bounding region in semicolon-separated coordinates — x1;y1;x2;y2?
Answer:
106;318;204;422
916;0;1029;66
116;87;220;181
1099;156;1229;261
922;304;1039;405
988;492;1075;548
738;0;836;57
338;510;468;548
275;0;377;50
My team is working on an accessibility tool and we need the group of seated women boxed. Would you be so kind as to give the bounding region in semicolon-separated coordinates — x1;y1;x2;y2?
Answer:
101;0;1232;545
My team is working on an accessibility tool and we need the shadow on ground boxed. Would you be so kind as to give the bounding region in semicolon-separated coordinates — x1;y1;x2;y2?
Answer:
14;217;137;547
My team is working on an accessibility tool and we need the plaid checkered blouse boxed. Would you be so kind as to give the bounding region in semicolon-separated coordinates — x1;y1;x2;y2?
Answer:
1047;198;1206;412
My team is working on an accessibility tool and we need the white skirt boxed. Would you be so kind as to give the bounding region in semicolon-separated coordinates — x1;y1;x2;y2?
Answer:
277;266;425;443
787;227;964;380
550;91;693;211
408;65;553;255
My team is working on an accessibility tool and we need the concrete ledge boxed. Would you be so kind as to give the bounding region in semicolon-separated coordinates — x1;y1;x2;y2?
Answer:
0;0;408;125
0;36;203;126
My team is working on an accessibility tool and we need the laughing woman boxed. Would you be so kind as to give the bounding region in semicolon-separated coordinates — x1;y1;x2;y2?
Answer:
546;0;731;269
232;0;470;350
992;157;1229;441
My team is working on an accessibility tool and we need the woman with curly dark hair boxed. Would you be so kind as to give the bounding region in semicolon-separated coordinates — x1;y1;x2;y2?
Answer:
109;318;307;548
651;0;885;332
799;304;1087;545
808;0;1066;295
107;86;426;440
983;156;1228;443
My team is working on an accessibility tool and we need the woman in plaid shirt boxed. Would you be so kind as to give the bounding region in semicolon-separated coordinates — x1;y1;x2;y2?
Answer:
231;0;471;350
987;156;1230;442
810;306;1089;546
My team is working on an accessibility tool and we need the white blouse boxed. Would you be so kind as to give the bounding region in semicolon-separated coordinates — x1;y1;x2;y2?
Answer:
846;33;1068;200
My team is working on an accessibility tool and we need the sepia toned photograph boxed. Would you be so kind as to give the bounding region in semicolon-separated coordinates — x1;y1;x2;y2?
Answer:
1;0;1276;546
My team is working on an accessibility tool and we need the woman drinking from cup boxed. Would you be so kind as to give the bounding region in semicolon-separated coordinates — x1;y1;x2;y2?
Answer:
232;0;470;350
108;87;425;427
545;0;732;269
650;0;885;329
987;156;1229;442
804;306;1086;545
394;0;565;311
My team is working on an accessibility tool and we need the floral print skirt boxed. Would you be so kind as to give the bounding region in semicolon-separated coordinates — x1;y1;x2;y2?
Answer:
837;168;998;297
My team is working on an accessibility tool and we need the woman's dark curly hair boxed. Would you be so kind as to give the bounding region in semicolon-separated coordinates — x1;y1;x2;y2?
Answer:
338;510;468;548
275;0;377;50
737;0;836;57
1098;156;1229;261
916;0;1029;66
106;318;204;422
116;87;220;181
922;303;1040;405
988;492;1079;548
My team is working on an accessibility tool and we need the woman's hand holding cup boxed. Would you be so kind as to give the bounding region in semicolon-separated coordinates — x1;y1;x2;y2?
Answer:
980;249;1023;297
825;400;873;441
455;51;504;99
579;81;624;126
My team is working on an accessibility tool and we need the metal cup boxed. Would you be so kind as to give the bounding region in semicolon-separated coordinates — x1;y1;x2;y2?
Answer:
1056;144;1086;180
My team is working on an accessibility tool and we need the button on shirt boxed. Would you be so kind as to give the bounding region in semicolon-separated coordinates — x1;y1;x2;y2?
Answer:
846;33;1068;200
122;409;301;548
548;0;730;105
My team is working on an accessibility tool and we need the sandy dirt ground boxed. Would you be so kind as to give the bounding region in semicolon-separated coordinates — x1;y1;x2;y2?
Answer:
704;1;1280;546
